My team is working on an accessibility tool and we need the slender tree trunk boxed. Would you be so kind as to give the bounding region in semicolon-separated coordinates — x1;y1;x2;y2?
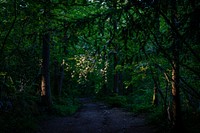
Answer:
58;60;65;96
164;72;170;119
118;72;123;95
53;59;59;96
41;33;52;106
112;1;118;95
171;55;181;131
171;0;181;131
152;78;159;106
102;46;107;94
113;52;118;94
152;0;160;106
150;65;159;106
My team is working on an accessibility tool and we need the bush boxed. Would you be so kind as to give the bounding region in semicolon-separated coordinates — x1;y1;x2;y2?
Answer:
125;103;153;113
51;104;79;116
105;95;127;107
51;96;80;116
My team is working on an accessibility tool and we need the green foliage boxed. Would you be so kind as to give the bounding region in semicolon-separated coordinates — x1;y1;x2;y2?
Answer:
124;89;153;113
125;104;153;114
51;104;79;116
147;106;172;133
103;88;153;113
105;95;127;107
0;0;200;132
51;96;80;116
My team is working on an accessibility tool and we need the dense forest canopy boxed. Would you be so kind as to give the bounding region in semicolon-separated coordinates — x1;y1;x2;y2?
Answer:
0;0;200;133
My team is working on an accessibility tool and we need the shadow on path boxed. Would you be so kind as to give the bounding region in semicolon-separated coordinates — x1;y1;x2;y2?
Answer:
37;98;156;133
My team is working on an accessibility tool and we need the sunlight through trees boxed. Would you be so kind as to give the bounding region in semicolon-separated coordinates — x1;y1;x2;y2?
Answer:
0;0;200;132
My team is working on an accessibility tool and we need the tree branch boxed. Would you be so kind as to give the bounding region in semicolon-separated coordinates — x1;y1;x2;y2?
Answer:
1;0;17;52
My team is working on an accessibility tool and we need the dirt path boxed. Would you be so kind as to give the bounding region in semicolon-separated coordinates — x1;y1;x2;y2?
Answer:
37;98;156;133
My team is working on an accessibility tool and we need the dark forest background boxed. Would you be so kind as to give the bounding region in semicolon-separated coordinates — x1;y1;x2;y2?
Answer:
0;0;200;133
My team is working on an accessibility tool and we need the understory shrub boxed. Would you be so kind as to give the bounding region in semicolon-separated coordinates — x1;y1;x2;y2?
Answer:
105;95;127;107
51;96;80;116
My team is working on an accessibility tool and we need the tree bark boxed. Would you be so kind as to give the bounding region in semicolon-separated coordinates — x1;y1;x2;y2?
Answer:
58;60;65;96
170;0;181;131
53;59;59;96
113;52;119;94
41;33;52;106
112;0;119;95
152;78;159;106
101;46;107;94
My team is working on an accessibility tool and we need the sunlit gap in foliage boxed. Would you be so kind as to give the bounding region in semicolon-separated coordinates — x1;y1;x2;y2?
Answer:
70;52;109;94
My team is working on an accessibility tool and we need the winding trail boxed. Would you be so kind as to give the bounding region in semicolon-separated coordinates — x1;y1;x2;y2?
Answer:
37;98;156;133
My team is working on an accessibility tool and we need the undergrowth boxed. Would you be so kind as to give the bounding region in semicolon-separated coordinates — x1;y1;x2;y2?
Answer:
102;89;153;114
0;93;80;133
51;96;80;116
0;92;40;133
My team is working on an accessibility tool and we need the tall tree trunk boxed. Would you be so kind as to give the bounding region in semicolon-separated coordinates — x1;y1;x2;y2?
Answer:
53;59;59;96
171;53;181;131
150;66;159;106
118;72;124;95
112;0;119;95
101;46;107;94
58;60;65;96
152;76;159;106
170;0;181;131
152;0;160;106
113;52;118;94
164;72;170;120
41;33;52;106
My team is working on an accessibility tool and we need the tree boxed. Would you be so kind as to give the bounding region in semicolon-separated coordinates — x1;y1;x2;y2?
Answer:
41;0;52;106
170;0;181;131
41;33;52;106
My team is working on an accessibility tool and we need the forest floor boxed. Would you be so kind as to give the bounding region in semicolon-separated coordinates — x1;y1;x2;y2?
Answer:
36;98;157;133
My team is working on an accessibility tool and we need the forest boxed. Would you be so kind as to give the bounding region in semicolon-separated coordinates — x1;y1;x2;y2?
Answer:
0;0;200;133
